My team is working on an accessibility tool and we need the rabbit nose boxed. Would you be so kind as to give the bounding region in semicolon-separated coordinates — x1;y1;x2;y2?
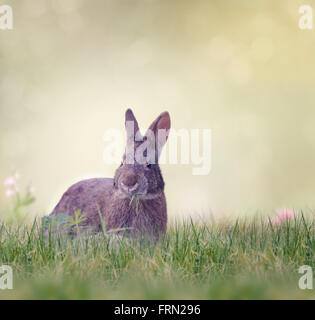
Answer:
122;174;138;187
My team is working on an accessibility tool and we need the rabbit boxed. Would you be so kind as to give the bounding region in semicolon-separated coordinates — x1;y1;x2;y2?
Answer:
49;109;171;241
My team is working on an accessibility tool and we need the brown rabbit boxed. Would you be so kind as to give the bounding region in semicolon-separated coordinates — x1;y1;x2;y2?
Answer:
49;109;171;241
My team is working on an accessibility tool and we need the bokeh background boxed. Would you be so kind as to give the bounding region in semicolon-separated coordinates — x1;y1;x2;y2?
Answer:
0;0;314;219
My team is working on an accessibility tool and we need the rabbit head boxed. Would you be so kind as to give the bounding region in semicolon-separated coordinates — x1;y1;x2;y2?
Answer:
113;109;171;199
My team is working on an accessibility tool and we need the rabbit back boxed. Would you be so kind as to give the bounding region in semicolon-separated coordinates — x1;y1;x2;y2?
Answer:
50;178;114;231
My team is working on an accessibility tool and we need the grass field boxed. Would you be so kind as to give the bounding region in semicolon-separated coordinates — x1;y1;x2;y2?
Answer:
0;214;314;299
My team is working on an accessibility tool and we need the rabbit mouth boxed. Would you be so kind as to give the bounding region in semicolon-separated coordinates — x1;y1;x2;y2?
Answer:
116;175;149;198
120;182;140;195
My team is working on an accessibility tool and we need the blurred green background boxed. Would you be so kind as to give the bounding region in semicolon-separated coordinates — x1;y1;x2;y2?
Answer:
0;0;314;219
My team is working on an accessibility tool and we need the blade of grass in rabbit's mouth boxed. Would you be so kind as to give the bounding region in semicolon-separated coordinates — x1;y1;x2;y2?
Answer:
129;194;140;215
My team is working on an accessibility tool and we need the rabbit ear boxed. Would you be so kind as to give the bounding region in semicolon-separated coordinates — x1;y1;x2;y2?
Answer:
146;111;171;160
147;111;171;138
125;108;140;141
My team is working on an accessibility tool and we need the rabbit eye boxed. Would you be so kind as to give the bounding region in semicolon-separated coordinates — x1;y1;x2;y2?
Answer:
146;163;152;169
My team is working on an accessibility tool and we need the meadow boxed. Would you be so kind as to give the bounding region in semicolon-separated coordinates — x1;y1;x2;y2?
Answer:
0;213;314;300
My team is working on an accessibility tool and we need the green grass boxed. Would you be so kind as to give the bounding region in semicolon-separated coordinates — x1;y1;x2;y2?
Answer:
0;214;314;299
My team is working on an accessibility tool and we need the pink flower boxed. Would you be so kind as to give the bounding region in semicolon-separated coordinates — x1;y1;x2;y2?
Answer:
277;208;295;220
5;189;15;198
271;208;295;225
4;172;19;187
14;171;20;180
4;176;16;187
29;186;35;195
